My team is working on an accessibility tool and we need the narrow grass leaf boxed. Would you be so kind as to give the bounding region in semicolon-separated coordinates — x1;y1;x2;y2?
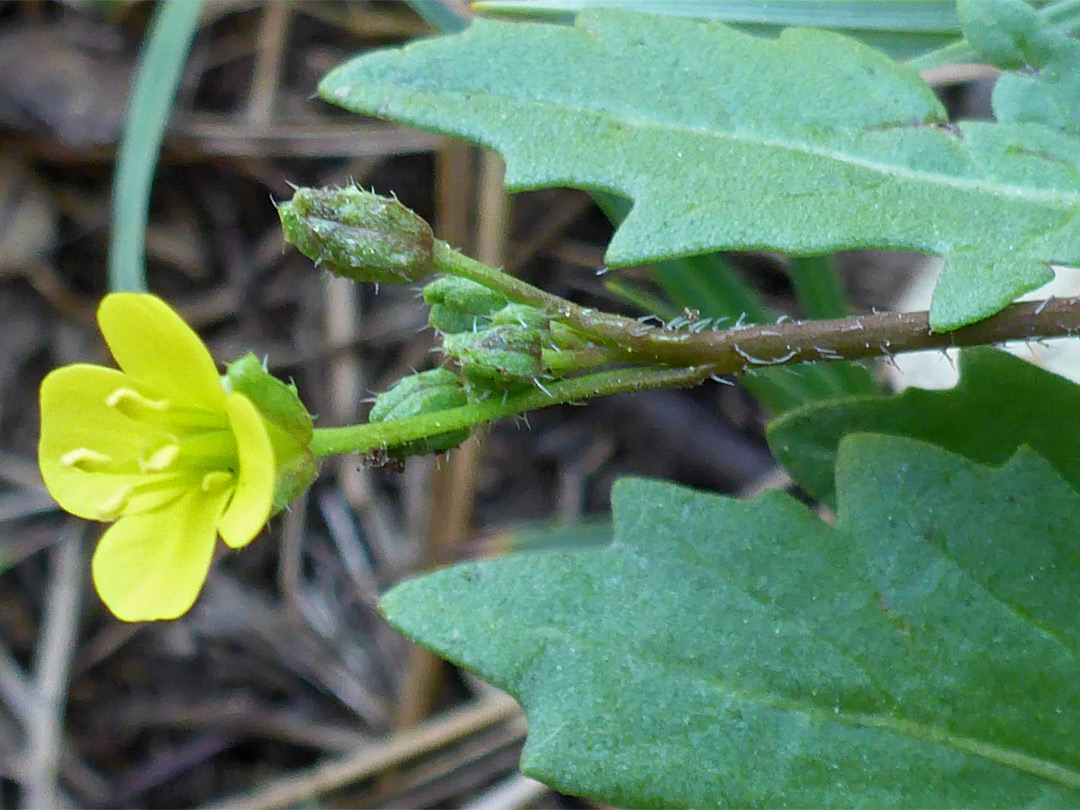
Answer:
109;0;203;293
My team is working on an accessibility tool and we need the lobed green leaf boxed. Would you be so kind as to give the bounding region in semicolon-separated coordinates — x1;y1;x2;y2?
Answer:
382;434;1080;807
767;348;1080;505
320;10;1080;329
961;0;1080;134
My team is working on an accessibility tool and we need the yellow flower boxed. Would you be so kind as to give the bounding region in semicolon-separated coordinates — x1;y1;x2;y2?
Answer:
38;293;275;622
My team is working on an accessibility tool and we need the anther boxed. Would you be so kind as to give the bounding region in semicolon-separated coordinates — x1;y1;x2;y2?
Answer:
61;448;113;472
106;387;170;419
139;441;181;473
200;470;234;493
97;485;134;520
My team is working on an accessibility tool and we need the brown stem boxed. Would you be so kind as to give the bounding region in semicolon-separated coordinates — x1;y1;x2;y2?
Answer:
693;298;1080;374
436;242;1080;371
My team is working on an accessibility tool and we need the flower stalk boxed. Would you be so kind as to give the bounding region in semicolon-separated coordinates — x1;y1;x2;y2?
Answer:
309;364;713;459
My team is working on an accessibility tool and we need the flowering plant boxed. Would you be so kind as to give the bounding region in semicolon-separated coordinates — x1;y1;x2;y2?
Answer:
39;294;280;621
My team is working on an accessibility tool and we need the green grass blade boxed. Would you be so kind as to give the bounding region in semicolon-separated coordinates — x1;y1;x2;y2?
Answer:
602;278;680;320
109;0;204;293
474;0;960;30
474;0;960;59
405;0;470;33
787;255;848;320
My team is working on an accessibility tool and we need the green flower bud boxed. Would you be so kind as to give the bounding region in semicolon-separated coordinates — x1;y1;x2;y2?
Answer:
443;325;544;390
224;352;318;512
422;276;508;334
490;303;549;330
278;185;434;285
550;321;589;351
369;368;471;458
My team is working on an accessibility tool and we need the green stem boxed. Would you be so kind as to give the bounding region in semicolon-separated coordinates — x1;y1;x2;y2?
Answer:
309;364;711;458
434;240;658;353
542;346;630;377
785;255;881;397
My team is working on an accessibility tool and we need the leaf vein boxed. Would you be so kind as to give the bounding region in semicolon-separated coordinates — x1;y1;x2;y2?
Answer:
530;625;1080;789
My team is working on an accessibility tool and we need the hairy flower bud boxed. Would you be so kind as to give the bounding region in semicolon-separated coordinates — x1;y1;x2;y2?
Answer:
490;303;550;330
369;368;471;458
422;276;508;334
443;325;544;390
278;185;434;284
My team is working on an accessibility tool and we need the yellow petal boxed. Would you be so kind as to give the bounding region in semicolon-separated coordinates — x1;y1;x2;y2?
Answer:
91;487;230;621
39;365;184;519
217;393;274;549
97;293;226;409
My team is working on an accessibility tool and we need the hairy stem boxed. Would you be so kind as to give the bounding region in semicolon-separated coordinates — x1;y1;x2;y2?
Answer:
435;242;1080;371
309;365;711;458
675;298;1080;372
312;237;1080;460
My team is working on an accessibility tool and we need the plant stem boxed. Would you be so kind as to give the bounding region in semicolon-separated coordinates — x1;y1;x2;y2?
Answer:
434;240;651;350
678;297;1080;372
542;346;629;377
435;241;1080;371
309;364;712;458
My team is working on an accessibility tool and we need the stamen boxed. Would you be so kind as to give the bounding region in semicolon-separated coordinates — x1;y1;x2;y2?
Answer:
139;441;181;472
97;485;134;520
60;448;113;472
106;387;170;419
201;471;234;494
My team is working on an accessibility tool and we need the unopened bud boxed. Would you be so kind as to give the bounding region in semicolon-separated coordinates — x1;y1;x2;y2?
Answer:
490;303;549;330
278;185;434;284
369;368;471;458
423;276;508;334
443;325;544;390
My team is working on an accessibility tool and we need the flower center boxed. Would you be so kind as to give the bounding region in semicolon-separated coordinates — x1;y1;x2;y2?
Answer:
57;385;240;521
